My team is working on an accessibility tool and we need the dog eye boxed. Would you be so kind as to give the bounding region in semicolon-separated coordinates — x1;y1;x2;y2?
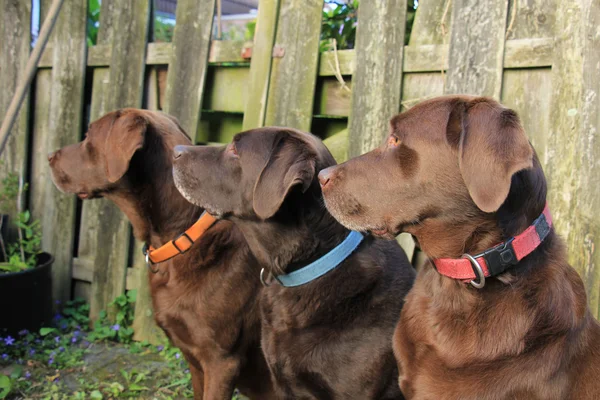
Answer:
387;135;401;148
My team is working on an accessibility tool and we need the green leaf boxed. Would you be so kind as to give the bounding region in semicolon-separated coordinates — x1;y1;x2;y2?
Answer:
89;390;103;400
0;375;11;399
128;383;148;391
40;327;57;336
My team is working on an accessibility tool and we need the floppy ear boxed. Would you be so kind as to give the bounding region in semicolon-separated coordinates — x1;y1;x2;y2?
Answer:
253;133;316;220
104;111;147;183
448;98;533;213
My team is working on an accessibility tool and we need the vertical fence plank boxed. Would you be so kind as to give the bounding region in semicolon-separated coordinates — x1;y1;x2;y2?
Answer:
79;0;150;322
164;0;216;137
242;0;280;130
444;0;509;98
348;0;407;157
500;0;556;166
408;0;451;46
132;67;166;344
547;0;600;319
264;0;323;131
0;1;31;202
39;0;88;305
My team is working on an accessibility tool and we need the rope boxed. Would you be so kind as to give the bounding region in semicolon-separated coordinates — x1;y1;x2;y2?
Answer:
326;39;351;93
0;0;65;158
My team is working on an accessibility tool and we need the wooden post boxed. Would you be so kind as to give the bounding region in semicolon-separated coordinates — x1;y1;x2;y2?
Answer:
242;0;280;130
79;0;150;322
164;0;216;138
0;1;31;202
547;0;600;318
38;0;88;304
347;0;407;157
444;0;509;98
264;0;323;131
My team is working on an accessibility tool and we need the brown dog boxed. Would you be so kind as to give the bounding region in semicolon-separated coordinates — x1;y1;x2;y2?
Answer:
172;127;416;399
319;95;600;399
48;109;274;399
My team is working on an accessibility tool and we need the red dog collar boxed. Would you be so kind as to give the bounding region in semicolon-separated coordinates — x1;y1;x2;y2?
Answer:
433;204;552;288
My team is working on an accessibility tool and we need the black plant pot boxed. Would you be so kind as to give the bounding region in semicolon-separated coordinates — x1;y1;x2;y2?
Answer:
0;252;54;336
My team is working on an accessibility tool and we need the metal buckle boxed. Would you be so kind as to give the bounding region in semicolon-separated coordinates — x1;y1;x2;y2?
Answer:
462;253;486;289
172;232;193;253
260;268;273;287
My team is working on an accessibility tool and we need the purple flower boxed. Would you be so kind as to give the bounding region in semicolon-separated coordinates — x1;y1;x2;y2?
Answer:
29;349;35;356
4;336;15;346
25;371;31;379
35;339;41;344
157;345;164;351
18;329;28;336
1;354;8;360
175;353;180;359
54;336;61;343
73;330;81;337
184;369;190;374
59;347;65;352
111;324;120;331
83;341;90;347
71;337;77;344
48;358;54;365
53;313;62;321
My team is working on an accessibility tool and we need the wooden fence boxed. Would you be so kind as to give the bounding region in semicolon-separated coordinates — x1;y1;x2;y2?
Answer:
1;0;599;342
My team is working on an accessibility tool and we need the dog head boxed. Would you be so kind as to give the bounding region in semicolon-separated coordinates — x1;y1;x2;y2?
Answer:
320;96;542;256
172;127;336;220
49;108;190;199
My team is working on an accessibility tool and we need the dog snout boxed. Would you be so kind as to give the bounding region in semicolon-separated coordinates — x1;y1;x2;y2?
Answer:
318;167;336;188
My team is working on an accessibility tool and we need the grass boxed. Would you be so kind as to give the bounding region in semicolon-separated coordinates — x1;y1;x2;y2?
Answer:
0;295;240;399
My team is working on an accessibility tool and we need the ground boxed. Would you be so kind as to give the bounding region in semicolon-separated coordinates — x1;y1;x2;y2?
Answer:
0;296;246;399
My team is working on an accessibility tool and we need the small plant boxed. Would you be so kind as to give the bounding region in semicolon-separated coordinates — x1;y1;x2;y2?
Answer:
88;291;136;343
0;172;42;274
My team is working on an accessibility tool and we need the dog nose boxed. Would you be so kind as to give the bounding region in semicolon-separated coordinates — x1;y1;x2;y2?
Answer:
48;151;57;163
173;145;187;160
318;167;334;188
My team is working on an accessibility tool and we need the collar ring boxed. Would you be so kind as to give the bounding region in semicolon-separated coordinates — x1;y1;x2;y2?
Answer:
462;253;486;289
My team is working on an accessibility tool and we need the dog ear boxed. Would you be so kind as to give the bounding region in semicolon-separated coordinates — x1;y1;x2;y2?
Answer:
253;133;316;220
448;98;533;213
104;110;147;183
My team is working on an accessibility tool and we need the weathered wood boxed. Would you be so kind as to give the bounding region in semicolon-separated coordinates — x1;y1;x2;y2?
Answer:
322;128;349;163
209;40;249;64
318;49;355;76
316;79;352;117
164;0;216;136
38;0;88;304
264;0;323;130
0;1;31;196
205;67;250;113
348;0;407;156
547;0;600;318
80;0;150;322
243;0;280;130
445;0;509;98
131;67;165;344
501;69;552;164
500;0;556;166
409;0;451;46
72;257;138;291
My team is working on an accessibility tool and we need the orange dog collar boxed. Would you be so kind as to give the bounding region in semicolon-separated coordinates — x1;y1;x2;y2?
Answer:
143;212;217;265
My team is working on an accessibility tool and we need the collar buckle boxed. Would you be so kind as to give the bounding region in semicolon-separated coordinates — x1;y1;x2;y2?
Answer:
477;238;517;277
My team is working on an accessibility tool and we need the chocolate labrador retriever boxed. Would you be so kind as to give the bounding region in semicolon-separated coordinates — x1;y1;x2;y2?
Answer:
172;127;416;399
319;95;600;399
48;109;274;399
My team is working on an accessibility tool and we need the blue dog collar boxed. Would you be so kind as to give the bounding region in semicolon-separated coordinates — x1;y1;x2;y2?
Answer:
275;231;364;287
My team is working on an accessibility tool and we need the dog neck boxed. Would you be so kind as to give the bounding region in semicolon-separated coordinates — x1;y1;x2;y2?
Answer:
106;131;202;248
415;164;550;267
234;190;349;275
